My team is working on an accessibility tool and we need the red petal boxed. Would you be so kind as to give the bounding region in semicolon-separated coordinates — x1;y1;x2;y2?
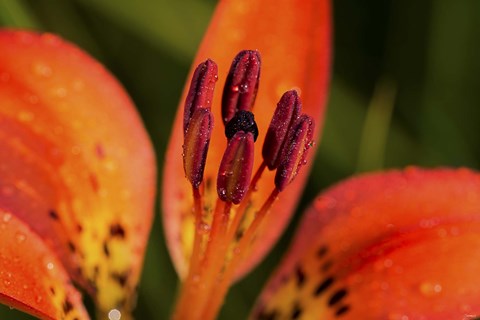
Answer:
163;0;331;279
0;210;89;320
253;168;480;319
0;30;156;314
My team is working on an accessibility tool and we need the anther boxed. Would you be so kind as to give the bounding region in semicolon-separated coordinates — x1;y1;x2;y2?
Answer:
183;59;218;133
225;110;259;142
262;90;301;170
183;108;214;188
275;114;315;191
217;131;254;204
222;50;261;124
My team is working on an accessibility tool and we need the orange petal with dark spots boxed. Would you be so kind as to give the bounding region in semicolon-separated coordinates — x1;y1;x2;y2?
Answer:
163;0;331;280
253;168;480;319
0;30;156;316
0;209;89;320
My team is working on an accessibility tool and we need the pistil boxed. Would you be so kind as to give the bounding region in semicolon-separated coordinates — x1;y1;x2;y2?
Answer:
172;51;315;320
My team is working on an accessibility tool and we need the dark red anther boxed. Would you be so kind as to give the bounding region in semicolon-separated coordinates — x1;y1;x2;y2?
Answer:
217;131;254;204
183;108;214;188
221;50;261;124
275;114;315;192
183;59;218;133
262;90;301;170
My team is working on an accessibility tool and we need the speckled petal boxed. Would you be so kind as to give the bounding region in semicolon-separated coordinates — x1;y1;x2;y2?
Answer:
0;209;89;320
253;168;480;319
0;30;156;316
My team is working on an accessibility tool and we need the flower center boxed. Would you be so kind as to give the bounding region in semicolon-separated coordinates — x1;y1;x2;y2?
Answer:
174;50;315;320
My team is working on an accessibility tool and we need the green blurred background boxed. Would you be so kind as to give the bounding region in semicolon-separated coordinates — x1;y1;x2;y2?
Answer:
1;0;479;319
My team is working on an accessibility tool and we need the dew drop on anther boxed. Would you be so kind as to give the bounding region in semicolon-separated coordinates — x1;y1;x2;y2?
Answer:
197;222;211;234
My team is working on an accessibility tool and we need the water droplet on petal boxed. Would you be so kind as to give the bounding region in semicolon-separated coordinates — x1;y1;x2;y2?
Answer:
15;232;26;243
108;308;122;320
32;62;52;77
18;111;35;122
2;213;12;223
40;33;60;46
419;281;442;297
52;87;67;98
72;79;85;91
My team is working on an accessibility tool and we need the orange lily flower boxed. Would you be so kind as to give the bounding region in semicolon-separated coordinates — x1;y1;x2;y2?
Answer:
253;168;480;319
163;0;331;318
2;1;478;320
0;30;156;319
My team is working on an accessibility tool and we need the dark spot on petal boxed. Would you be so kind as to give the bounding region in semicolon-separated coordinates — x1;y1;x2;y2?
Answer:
257;309;279;320
49;210;59;220
111;272;129;287
49;287;55;295
93;265;100;279
76;224;83;233
317;245;328;258
314;276;334;297
110;223;126;239
291;303;302;319
335;305;350;317
103;241;110;257
295;265;305;287
321;260;333;273
235;226;245;241
62;299;73;314
67;241;76;253
328;288;348;306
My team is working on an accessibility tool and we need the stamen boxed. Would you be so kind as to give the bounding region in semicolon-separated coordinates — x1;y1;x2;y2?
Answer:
275;114;315;191
222;50;261;124
225;110;259;142
174;50;317;320
183;108;214;188
217;131;255;204
263;90;301;170
201;188;280;320
183;59;218;133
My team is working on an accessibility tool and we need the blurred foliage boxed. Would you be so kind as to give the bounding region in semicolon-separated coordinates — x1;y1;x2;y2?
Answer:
1;0;479;319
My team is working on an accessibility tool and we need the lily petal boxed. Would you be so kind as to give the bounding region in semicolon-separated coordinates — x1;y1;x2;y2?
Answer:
253;168;480;319
0;30;156;315
163;0;331;280
0;209;89;320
